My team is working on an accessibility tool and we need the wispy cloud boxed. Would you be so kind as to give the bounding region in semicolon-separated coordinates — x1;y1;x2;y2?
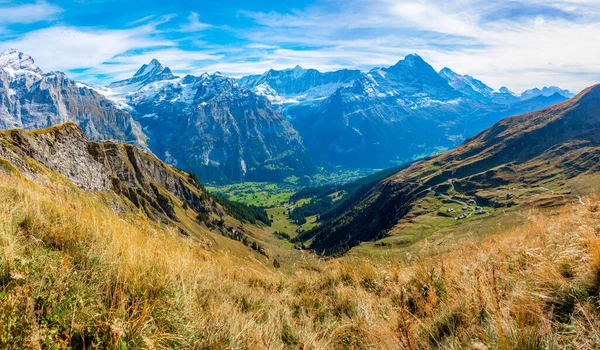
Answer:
180;12;211;32
4;24;172;73
0;1;62;25
237;0;600;92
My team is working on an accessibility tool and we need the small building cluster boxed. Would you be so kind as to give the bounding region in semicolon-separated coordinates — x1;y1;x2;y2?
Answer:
455;212;470;220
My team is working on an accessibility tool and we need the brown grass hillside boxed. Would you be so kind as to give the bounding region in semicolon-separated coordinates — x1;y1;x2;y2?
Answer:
2;161;600;348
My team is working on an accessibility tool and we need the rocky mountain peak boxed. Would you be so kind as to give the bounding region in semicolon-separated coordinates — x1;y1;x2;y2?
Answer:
402;53;425;64
520;86;574;101
387;54;441;78
133;58;164;77
110;58;177;88
498;86;516;95
0;48;43;75
438;67;494;98
439;67;457;78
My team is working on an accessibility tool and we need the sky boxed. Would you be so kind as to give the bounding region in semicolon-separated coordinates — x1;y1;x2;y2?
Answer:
0;0;599;93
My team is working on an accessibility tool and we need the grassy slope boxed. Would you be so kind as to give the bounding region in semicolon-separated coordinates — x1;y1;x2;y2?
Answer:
3;167;600;348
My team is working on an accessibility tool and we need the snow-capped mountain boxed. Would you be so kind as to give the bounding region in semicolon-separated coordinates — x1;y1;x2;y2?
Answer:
246;54;572;168
437;67;574;104
239;66;361;107
110;58;178;88
438;67;494;100
0;49;43;75
101;60;316;183
289;54;472;167
520;86;574;101
0;49;147;149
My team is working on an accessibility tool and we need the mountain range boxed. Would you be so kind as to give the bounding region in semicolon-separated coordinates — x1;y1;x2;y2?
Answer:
0;48;576;183
98;59;315;183
241;54;575;168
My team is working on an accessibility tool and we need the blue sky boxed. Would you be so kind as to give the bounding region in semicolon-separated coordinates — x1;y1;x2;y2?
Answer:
0;0;599;92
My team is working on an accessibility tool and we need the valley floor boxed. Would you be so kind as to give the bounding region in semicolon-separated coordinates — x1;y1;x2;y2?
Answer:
2;171;600;349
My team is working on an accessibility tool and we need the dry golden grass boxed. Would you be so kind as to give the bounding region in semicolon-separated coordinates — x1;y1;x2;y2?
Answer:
2;171;600;349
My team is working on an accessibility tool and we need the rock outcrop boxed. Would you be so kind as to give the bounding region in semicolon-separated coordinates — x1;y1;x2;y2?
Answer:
0;123;213;222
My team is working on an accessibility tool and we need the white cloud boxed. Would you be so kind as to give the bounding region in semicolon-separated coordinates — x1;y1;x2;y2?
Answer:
180;12;211;32
0;1;62;24
3;25;172;73
238;0;600;92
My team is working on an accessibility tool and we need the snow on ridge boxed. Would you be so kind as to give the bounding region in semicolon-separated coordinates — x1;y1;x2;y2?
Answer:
0;49;43;75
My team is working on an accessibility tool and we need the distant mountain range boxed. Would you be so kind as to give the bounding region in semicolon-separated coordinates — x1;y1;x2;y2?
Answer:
241;54;575;168
0;49;577;183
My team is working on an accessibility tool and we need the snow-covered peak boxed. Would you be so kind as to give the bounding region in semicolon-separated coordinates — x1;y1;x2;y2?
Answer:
388;54;437;75
438;67;493;98
498;86;517;96
239;66;361;106
109;59;177;88
401;53;426;66
439;67;459;80
290;65;306;78
0;49;43;75
134;59;164;78
520;86;574;100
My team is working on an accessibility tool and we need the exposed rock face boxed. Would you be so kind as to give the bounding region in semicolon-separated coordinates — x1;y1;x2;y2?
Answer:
0;49;148;150
0;123;110;190
0;123;213;221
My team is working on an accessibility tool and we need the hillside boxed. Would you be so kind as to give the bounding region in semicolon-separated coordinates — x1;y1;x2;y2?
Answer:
301;84;600;254
0;123;288;259
2;126;600;347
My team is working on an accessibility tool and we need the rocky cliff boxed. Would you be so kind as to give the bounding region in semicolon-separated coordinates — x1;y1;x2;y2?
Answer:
0;123;214;222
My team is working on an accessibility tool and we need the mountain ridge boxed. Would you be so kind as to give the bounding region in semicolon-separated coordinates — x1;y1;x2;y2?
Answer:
0;48;577;183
